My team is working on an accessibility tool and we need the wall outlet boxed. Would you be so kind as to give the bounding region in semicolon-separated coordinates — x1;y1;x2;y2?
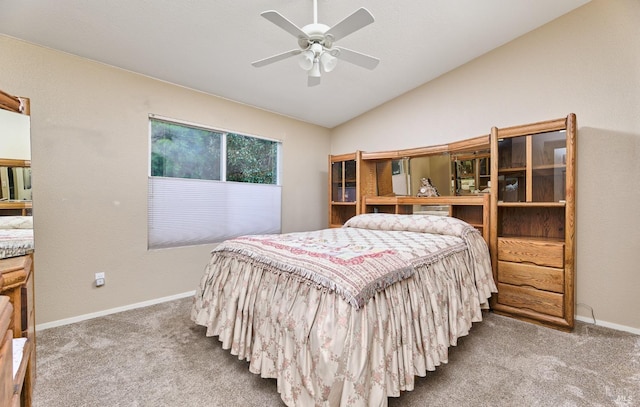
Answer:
95;272;105;287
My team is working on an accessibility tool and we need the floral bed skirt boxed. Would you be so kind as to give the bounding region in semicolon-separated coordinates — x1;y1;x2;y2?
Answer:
192;220;496;406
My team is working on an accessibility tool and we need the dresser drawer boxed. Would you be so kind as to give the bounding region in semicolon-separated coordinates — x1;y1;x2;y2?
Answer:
498;261;564;293
497;283;564;318
498;238;564;268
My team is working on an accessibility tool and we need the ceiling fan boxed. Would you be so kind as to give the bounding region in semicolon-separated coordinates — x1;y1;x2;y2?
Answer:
251;0;380;87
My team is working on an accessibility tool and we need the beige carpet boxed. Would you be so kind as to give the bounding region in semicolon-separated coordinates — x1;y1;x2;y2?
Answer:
33;297;640;407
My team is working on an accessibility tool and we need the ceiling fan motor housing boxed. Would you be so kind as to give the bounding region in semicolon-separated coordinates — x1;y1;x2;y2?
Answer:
298;23;333;49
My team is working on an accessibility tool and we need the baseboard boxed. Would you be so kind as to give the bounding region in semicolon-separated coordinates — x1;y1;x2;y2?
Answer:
575;315;640;336
36;291;196;331
35;292;640;335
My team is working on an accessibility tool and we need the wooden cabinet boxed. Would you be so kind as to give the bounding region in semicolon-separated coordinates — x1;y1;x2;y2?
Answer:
490;114;576;331
329;136;491;229
329;152;362;227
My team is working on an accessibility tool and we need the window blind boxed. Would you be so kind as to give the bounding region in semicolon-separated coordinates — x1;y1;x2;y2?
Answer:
148;176;281;249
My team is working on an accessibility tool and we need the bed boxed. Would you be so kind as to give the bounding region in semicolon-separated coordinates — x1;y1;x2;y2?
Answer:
191;213;496;406
0;216;34;259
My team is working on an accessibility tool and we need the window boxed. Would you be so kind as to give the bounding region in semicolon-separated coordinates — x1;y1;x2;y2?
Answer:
148;115;282;249
150;119;222;181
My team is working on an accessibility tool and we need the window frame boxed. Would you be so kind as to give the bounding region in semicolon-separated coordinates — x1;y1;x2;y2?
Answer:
147;114;283;250
148;114;282;185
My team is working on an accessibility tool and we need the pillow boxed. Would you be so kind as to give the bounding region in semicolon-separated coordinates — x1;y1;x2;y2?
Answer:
0;216;33;229
342;213;474;239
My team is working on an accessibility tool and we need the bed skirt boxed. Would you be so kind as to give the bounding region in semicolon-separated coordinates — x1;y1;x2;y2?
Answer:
191;245;494;407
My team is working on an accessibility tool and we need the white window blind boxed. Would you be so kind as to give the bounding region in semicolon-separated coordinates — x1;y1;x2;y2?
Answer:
148;177;281;249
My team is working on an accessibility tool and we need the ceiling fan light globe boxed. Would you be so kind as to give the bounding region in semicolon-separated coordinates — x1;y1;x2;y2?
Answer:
310;42;323;54
298;51;314;71
320;52;337;72
309;60;321;78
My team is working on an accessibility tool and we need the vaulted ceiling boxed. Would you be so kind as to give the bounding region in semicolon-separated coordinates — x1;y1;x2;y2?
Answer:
0;0;591;128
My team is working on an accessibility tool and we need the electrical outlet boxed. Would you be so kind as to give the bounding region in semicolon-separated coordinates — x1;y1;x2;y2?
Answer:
95;272;105;287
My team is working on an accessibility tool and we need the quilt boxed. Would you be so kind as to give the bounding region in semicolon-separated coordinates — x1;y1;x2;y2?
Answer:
192;214;496;406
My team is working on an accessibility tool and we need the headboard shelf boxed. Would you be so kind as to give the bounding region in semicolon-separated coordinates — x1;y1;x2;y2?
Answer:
360;134;489;161
363;194;490;243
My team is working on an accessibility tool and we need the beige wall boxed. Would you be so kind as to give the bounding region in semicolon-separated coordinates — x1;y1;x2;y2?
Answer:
332;0;640;330
0;36;331;325
1;0;638;331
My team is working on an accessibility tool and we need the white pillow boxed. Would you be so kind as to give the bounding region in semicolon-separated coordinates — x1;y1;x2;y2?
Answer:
342;213;474;239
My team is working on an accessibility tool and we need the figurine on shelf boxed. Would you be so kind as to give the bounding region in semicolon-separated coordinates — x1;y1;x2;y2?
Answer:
416;177;440;197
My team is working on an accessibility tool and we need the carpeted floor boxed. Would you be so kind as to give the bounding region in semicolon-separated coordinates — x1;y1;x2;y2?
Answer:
33;297;640;407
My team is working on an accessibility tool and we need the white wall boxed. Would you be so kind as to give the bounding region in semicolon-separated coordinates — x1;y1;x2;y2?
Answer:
331;0;640;330
0;35;331;324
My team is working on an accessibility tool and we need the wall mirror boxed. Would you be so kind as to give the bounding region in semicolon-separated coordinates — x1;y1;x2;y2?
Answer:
0;97;32;216
0;92;33;260
0;162;32;202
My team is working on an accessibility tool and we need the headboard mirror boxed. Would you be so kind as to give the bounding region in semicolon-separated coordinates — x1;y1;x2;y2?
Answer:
450;150;491;195
365;134;491;199
391;154;452;196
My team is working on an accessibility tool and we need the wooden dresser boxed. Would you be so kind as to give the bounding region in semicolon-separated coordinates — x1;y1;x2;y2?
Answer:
0;254;35;407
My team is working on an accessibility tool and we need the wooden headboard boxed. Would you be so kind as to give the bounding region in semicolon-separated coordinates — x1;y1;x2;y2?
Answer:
362;194;490;245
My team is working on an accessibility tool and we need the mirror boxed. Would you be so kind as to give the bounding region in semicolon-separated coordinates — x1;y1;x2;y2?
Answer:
390;149;491;197
391;158;410;195
451;150;491;195
364;134;491;210
0;107;31;160
0;101;32;217
0;94;33;260
391;154;453;197
0;165;32;201
409;154;452;196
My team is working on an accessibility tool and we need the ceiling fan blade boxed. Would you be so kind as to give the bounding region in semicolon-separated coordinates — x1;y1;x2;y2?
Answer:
332;47;380;70
252;49;302;68
307;75;321;87
261;10;309;40
324;8;375;42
